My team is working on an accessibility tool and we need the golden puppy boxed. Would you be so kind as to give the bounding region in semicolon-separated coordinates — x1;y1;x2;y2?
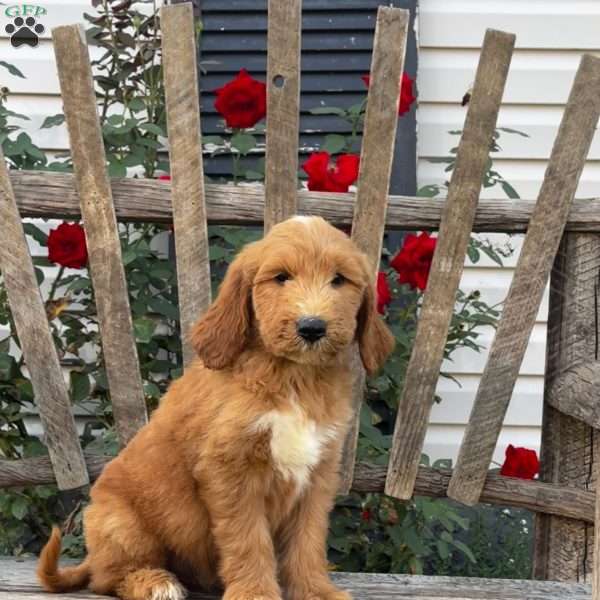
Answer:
38;216;394;600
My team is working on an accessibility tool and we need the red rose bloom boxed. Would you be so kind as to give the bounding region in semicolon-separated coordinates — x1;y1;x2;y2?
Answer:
390;232;436;291
302;152;360;192
47;223;88;269
214;69;266;129
361;72;416;116
500;445;540;480
360;509;371;522
376;271;392;315
158;174;171;181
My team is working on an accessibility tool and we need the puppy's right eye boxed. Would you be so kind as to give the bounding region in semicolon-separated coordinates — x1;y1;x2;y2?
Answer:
274;272;291;284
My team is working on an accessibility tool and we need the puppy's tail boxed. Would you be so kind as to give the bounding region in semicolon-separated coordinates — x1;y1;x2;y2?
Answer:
37;526;90;593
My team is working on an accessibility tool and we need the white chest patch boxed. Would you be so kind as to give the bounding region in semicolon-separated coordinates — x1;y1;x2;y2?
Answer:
254;406;338;490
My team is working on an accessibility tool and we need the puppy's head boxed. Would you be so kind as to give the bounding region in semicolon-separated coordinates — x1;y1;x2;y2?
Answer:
191;216;394;375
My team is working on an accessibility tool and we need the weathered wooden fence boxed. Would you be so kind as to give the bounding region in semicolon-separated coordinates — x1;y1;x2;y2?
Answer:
1;2;600;598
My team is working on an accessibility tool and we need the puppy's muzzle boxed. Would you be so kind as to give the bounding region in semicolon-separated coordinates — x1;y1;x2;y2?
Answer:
296;316;327;344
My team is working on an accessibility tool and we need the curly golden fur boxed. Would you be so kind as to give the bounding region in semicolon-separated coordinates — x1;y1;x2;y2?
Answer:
38;216;395;600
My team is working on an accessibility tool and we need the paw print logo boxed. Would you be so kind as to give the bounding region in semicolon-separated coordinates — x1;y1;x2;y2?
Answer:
6;16;45;48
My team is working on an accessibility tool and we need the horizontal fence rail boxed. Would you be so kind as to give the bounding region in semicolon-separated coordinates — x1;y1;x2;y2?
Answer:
0;456;594;524
11;171;600;233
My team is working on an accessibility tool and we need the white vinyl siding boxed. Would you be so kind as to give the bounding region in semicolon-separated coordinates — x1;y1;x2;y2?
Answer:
419;0;600;463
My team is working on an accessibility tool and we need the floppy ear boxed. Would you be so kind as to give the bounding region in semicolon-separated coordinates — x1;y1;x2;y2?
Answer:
189;253;253;370
356;281;395;376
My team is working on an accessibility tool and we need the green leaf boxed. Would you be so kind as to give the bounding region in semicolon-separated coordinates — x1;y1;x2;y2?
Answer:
134;317;156;343
144;381;161;398
321;134;346;155
436;540;450;560
209;246;228;261
231;132;256;155
34;267;44;285
108;160;127;178
497;126;530;138
138;122;165;136
244;170;264;180
0;354;17;381
452;539;476;563
501;180;520;199
23;223;48;246
417;184;441;198
0;61;25;78
40;114;65;129
466;244;480;264
2;108;29;121
70;371;91;403
128;98;146;113
67;277;92;293
148;297;180;321
11;496;28;520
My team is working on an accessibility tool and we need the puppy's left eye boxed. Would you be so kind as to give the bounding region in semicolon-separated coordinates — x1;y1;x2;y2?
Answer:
331;273;346;287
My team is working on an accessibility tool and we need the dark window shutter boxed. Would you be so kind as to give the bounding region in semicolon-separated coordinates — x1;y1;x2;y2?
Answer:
198;0;417;195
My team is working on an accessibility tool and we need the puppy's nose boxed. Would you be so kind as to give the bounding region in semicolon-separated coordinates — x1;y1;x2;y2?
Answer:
297;316;327;343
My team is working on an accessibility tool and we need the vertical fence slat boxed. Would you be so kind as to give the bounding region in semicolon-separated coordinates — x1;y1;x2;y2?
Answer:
0;149;89;491
338;6;409;494
53;25;147;447
384;29;515;501
447;53;600;507
161;4;211;368
263;0;302;232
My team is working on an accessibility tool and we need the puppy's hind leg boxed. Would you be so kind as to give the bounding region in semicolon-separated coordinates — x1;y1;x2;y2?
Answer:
116;568;187;600
84;500;187;600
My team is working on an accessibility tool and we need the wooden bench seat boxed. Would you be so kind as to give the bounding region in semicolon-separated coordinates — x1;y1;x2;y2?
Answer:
0;559;591;600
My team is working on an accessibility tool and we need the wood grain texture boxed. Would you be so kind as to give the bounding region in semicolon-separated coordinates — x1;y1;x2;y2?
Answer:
52;25;147;447
161;4;211;367
1;455;594;523
263;0;301;232
0;150;88;491
385;29;515;501
351;6;408;271
448;53;600;507
534;234;600;583
338;6;409;495
546;360;600;429
0;558;593;599
12;170;600;232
